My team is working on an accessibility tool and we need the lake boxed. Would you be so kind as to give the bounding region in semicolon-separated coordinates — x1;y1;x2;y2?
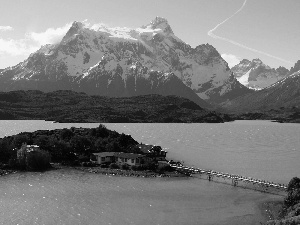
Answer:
0;120;299;225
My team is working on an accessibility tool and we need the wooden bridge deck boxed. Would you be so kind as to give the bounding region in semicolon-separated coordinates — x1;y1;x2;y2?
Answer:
169;164;287;196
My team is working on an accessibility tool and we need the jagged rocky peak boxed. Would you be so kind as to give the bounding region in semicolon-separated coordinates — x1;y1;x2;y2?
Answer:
276;66;289;76
194;43;220;56
289;60;300;75
239;59;251;64
61;21;84;43
147;16;173;34
252;58;263;64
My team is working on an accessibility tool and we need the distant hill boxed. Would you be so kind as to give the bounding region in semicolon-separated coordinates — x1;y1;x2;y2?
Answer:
0;90;232;123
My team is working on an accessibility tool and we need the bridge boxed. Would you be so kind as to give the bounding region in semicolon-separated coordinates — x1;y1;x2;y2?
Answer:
169;163;287;196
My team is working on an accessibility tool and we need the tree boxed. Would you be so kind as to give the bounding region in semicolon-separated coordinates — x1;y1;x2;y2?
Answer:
285;177;300;208
0;138;13;163
70;135;92;155
60;128;74;141
12;134;31;148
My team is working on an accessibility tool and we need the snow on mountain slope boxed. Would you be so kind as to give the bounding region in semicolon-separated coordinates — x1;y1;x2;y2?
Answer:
232;58;289;90
237;68;251;86
0;17;251;103
223;70;300;112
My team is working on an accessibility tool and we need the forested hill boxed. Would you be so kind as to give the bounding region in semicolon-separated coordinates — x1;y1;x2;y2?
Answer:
0;90;231;123
0;124;139;165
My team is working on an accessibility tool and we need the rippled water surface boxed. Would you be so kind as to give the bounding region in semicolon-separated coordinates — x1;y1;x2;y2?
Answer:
0;169;277;225
104;121;300;184
0;120;299;225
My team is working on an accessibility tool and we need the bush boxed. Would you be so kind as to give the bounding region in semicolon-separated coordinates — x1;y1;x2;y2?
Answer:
78;155;90;162
136;165;147;171
131;165;138;171
285;177;300;208
109;163;120;169
100;163;109;168
25;151;51;171
8;157;21;170
121;164;129;170
82;162;96;167
158;165;174;174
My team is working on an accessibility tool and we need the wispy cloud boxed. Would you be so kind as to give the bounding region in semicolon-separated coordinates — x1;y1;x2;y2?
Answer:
0;38;38;56
27;23;72;46
0;26;13;32
0;23;72;56
221;53;241;68
208;0;293;65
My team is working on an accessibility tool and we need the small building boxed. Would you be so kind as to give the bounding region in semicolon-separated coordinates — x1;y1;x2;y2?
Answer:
114;152;145;166
136;144;167;161
92;152;116;164
92;152;145;167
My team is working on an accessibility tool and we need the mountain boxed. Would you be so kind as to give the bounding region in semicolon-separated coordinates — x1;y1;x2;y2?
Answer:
289;60;300;75
222;70;300;112
0;17;251;104
231;58;289;90
221;70;300;122
0;90;232;123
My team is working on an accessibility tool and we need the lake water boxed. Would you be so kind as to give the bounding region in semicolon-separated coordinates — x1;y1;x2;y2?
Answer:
0;120;299;225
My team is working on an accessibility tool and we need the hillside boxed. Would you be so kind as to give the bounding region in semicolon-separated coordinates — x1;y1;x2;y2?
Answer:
0;90;232;123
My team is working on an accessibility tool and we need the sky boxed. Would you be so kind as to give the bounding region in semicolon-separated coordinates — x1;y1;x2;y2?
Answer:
0;0;299;69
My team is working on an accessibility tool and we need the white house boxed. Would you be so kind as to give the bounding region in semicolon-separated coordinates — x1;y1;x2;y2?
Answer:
92;152;116;164
114;152;145;166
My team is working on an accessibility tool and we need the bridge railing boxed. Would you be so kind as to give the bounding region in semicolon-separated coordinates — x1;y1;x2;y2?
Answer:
169;163;287;196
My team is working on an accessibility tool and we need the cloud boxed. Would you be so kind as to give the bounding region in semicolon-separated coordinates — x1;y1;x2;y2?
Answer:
0;26;13;32
0;22;72;57
221;54;241;68
27;22;72;46
208;0;293;65
0;38;38;56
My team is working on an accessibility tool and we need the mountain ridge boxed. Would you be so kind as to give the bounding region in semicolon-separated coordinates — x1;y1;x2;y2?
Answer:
221;70;300;122
0;17;252;104
231;59;299;90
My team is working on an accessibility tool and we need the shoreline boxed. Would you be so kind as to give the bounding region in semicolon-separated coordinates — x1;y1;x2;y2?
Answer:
73;166;189;178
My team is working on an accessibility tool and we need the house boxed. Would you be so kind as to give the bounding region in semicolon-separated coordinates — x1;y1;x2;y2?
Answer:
114;153;145;166
92;152;116;164
136;144;167;161
92;152;145;167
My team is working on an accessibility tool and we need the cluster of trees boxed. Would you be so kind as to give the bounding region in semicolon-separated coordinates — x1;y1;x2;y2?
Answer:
269;177;300;224
284;177;300;208
0;124;139;168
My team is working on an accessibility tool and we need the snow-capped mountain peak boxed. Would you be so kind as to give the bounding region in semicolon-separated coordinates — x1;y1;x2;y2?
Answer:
231;58;288;90
147;16;173;34
0;17;252;104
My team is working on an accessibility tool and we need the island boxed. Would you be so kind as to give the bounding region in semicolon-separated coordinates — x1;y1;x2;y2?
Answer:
0;124;179;177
